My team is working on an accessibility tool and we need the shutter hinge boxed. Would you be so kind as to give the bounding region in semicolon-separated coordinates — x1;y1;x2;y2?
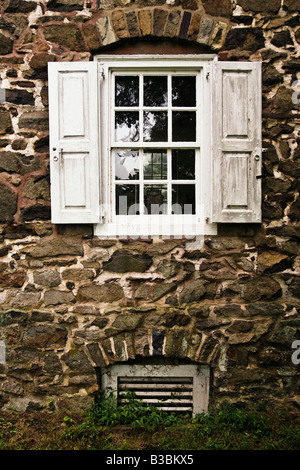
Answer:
100;67;105;79
206;72;210;80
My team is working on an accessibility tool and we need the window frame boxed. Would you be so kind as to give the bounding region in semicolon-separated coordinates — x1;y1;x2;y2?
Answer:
94;54;218;238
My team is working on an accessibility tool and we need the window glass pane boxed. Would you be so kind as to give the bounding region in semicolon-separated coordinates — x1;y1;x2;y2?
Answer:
172;149;195;180
172;111;196;142
144;150;167;180
115;76;139;107
143;111;168;142
144;184;167;214
115;111;139;142
172;76;196;107
115;149;139;180
172;184;195;214
116;184;139;215
144;76;168;107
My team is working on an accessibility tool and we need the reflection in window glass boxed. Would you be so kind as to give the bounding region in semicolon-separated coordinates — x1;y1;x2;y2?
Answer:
172;111;196;142
144;150;167;180
115;111;139;142
144;184;167;214
115;76;139;107
115;149;139;180
172;185;195;214
144;111;168;142
172;149;195;180
172;76;196;107
116;184;139;215
144;76;168;107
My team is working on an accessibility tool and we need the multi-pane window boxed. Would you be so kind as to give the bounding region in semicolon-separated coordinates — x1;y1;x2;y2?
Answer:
112;73;199;218
48;56;262;236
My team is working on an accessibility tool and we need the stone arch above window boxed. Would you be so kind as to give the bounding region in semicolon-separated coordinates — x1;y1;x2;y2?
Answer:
91;9;230;52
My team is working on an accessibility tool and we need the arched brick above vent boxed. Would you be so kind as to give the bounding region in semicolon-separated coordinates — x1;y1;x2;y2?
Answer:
86;328;222;368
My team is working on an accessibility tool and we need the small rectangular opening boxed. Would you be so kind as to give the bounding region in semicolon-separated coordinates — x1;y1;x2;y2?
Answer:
100;361;210;417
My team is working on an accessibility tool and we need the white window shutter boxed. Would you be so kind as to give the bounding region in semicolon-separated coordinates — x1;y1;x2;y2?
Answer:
48;62;100;224
211;61;262;223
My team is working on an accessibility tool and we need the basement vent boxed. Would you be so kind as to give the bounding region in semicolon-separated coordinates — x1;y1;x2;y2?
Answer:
101;363;210;416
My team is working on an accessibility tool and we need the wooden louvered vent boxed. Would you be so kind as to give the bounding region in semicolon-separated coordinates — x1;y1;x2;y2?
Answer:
118;376;194;413
101;363;210;417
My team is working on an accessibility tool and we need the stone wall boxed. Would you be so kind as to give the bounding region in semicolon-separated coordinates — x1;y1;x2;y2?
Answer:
0;0;299;415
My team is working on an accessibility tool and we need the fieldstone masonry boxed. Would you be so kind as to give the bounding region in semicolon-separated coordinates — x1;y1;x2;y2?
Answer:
0;0;299;415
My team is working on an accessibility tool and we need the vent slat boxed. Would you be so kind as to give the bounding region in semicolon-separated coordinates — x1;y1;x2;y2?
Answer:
119;391;193;397
120;398;192;404
119;383;192;391
118;376;193;384
118;375;194;414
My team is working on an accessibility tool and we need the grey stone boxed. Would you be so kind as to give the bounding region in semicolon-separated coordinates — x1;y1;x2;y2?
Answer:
33;269;61;287
44;290;75;306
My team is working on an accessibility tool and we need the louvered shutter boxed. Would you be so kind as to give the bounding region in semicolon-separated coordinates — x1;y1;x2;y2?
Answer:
48;62;100;224
212;61;262;223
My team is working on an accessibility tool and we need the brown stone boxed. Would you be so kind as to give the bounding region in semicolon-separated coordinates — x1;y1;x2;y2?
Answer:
283;0;299;11
47;0;84;11
0;151;41;175
179;279;207;304
0;109;13;135
242;276;282;302
29;53;56;71
202;0;232;17
111;10;128;39
257;250;292;273
43;24;86;52
289;198;300;221
238;0;281;12
77;282;124;303
82;23;102;51
153;9;168;36
187;12;202;41
23;324;68;348
0;33;13;55
224;27;265;51
126;11;140;38
0;183;17;222
22;237;84;258
103;250;152;273
5;0;37;13
138;9;152;36
22;177;50;201
265;86;294;114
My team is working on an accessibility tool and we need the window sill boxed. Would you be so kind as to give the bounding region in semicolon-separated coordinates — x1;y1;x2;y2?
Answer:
94;216;217;238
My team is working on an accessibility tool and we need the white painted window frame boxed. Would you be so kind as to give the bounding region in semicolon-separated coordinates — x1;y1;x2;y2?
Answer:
94;55;218;238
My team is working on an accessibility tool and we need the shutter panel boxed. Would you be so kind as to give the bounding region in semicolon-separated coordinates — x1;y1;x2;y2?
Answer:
48;62;100;224
212;61;262;223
